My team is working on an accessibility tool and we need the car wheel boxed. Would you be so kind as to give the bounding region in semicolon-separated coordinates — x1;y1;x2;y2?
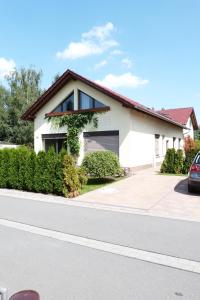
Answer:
188;184;195;193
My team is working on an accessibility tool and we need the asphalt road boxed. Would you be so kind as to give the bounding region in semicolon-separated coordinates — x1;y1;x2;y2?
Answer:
0;194;200;299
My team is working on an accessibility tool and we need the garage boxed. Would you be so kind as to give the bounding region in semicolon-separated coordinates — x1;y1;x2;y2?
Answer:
83;130;119;156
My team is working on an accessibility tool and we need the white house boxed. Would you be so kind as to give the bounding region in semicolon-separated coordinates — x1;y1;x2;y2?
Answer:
22;69;198;172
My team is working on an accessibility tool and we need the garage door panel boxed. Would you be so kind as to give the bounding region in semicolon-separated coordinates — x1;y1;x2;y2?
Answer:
84;131;119;155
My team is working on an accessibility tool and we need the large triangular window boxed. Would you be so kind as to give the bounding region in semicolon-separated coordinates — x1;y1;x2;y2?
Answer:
78;90;106;109
53;91;74;113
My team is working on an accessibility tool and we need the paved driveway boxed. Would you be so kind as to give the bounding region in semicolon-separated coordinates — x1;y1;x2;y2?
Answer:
76;168;200;222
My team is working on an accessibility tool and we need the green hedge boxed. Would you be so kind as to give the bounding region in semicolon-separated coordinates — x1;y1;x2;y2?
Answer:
0;146;86;197
161;147;199;175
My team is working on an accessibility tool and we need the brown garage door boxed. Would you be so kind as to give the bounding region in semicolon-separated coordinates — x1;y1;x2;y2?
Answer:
84;131;119;156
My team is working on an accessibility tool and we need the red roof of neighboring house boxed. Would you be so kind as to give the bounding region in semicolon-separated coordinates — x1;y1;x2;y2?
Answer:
21;69;187;129
157;107;198;130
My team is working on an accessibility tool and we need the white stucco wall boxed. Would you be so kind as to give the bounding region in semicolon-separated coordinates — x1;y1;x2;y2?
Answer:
33;79;184;169
128;110;183;168
183;117;194;138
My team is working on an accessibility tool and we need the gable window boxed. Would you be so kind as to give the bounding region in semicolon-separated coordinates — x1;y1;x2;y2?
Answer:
53;92;74;113
78;90;106;110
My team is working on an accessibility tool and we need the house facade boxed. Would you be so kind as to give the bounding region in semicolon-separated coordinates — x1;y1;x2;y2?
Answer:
22;70;197;171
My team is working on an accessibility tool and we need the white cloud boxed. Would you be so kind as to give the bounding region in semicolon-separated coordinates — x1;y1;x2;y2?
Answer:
122;58;132;69
82;22;115;41
95;72;149;89
0;57;16;79
56;22;118;60
110;49;122;55
94;59;108;69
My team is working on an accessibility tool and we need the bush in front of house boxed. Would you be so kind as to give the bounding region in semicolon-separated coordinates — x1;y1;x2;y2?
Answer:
82;150;122;179
62;154;81;197
182;137;200;174
0;147;86;197
161;148;184;174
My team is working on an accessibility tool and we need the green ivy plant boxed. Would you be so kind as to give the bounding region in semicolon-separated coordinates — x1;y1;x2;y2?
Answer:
48;112;100;158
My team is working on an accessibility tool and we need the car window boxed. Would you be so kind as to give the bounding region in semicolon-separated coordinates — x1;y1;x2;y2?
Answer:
195;155;200;164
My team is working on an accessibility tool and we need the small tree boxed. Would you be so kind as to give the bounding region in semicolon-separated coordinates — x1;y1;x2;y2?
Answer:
160;148;176;173
62;154;81;197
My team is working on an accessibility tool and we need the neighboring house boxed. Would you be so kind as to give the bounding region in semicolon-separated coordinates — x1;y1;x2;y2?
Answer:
157;107;198;139
22;70;196;172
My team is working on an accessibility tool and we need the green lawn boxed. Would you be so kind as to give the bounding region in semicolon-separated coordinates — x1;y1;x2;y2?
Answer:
80;177;120;194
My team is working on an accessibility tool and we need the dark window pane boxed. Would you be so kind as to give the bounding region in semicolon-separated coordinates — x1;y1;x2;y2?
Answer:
45;139;57;152
94;99;106;108
53;92;74;113
45;139;65;153
79;91;92;109
79;91;106;109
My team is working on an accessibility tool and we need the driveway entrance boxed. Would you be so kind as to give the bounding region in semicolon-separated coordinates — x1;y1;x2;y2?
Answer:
76;168;200;221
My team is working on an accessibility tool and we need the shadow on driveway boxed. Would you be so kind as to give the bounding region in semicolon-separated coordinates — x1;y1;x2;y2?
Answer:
174;178;200;196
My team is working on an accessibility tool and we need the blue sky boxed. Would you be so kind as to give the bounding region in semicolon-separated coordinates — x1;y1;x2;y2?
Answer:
0;0;200;121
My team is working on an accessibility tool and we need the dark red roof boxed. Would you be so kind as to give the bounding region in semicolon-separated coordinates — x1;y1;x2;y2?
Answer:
157;107;198;130
21;69;186;129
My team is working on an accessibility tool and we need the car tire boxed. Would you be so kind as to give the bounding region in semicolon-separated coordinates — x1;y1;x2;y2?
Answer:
188;184;195;193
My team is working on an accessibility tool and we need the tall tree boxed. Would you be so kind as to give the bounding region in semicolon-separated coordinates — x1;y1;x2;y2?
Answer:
0;68;42;145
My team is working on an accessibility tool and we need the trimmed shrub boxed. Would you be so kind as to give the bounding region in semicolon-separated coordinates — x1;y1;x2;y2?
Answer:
174;149;184;174
77;167;88;187
62;154;81;197
161;148;184;174
24;150;36;191
0;147;87;197
7;149;19;189
18;146;30;190
82;151;122;179
34;150;54;194
53;148;67;195
0;149;11;188
161;148;177;174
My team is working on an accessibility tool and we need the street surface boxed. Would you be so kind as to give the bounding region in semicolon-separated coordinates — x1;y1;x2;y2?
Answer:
0;194;200;299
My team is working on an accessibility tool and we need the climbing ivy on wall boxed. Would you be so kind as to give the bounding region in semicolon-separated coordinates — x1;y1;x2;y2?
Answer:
48;112;100;158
